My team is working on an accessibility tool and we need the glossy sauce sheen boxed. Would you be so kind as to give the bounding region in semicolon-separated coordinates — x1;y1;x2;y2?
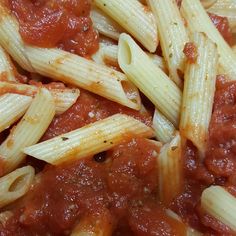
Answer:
8;0;99;56
0;138;186;235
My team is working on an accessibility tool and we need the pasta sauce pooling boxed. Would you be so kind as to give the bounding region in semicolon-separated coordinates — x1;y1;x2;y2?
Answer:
8;0;99;56
0;138;186;235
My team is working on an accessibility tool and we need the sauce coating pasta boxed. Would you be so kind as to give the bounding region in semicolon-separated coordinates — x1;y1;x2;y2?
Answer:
0;0;236;235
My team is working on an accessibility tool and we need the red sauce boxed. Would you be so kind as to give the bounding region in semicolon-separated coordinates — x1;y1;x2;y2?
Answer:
42;89;152;141
171;77;236;234
205;76;236;177
8;0;99;57
183;42;198;64
209;13;234;46
0;138;186;235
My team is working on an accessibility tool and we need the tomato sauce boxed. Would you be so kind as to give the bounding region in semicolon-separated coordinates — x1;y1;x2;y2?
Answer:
0;138;186;235
209;13;234;45
42;89;152;141
8;0;99;57
183;42;198;64
205;76;236;177
171;77;236;235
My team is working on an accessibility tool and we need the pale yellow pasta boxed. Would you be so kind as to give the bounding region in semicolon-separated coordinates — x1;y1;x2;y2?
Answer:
233;44;236;53
0;88;55;173
0;6;140;110
147;0;189;87
201;0;218;8
90;6;125;40
181;0;236;79
201;186;236;231
0;81;80;115
180;32;218;157
93;0;158;52
152;109;176;143
158;133;183;205
207;0;236;33
0;46;16;82
24;46;140;110
0;93;32;133
0;4;34;72
24;114;154;165
93;43;166;71
0;166;35;208
118;33;182;127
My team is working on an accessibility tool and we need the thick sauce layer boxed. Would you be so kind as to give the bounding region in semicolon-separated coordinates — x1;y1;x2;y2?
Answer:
172;77;236;235
0;138;186;235
8;0;99;56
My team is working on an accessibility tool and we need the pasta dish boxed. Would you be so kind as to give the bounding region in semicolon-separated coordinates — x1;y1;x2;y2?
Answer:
0;0;236;235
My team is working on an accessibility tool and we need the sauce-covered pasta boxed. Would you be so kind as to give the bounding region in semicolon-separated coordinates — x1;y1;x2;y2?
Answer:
0;0;236;235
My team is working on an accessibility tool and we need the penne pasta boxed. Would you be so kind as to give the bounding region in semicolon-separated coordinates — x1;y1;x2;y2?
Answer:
180;32;218;157
93;0;158;52
0;4;34;72
233;45;236;53
0;88;55;173
201;0;218;8
23;114;154;165
92;43;167;71
90;6;125;40
147;0;189;87
118;33;182;127
24;46;140;110
0;81;80;115
0;93;32;133
201;186;236;231
152;109;176;143
158;133;183;205
71;212;113;236
0;166;35;208
181;0;236;79
0;46;16;82
207;0;236;33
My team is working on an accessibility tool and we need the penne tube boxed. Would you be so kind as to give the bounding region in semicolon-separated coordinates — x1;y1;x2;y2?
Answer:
181;0;236;79
90;7;125;40
180;33;218;157
233;45;236;53
24;46;140;110
93;0;158;52
201;0;218;8
0;88;55;173
0;81;80;115
23;114;154;165
158;133;183;206
207;0;236;32
71;212;113;236
201;186;236;231
0;4;34;72
0;93;32;133
0;46;16;82
93;43;166;71
0;166;35;208
147;0;189;87
118;33;182;127
152;109;176;143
